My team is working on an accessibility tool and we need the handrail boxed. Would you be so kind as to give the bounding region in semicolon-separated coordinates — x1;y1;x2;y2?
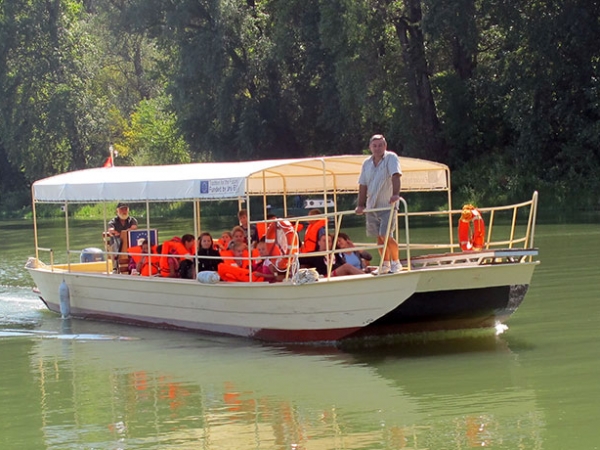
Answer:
392;193;537;253
32;192;538;279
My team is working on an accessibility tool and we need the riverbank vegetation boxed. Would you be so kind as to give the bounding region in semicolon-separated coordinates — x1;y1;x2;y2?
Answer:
1;0;599;219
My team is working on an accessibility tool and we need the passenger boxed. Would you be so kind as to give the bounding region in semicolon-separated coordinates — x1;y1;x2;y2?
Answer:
229;226;247;249
231;241;250;268
301;209;327;253
107;202;138;268
337;232;373;270
178;234;196;279
197;232;222;273
216;231;232;252
159;237;187;278
238;209;259;247
217;241;264;282
133;239;159;276
165;246;180;278
255;238;281;283
300;234;364;277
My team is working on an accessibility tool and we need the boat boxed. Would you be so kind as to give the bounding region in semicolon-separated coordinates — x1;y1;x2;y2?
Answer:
25;155;539;343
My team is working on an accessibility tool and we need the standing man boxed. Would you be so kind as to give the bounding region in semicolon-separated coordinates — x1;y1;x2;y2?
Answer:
355;134;402;274
107;202;138;264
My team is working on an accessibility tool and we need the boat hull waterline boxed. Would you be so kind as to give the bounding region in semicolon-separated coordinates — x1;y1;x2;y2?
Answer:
28;268;421;342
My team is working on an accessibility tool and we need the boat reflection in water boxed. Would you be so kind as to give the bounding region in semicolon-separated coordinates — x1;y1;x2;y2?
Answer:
27;324;544;449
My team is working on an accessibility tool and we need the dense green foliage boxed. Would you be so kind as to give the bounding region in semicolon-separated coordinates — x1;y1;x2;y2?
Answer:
1;0;599;217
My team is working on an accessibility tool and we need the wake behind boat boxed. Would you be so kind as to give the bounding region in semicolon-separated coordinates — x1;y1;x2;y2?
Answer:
25;155;539;343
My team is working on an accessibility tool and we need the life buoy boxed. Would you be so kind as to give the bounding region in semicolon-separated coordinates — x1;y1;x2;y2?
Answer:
301;219;326;253
458;205;485;251
265;220;300;272
257;220;302;240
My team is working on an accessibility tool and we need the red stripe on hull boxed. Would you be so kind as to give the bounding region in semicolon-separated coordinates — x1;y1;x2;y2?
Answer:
252;327;362;343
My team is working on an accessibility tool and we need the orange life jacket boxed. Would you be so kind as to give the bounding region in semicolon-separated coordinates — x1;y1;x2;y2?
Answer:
257;220;303;241
159;240;190;277
218;248;262;282
217;263;264;282
301;219;327;253
265;220;300;272
219;248;259;269
256;222;267;241
127;245;159;276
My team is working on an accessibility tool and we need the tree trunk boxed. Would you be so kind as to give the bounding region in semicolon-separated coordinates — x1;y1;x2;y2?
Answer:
451;0;477;80
388;0;448;162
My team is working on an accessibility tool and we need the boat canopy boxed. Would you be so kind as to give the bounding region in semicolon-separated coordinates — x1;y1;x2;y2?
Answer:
32;155;450;203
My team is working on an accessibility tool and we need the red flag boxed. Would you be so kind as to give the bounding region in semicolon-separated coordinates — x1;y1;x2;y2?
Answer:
102;155;113;168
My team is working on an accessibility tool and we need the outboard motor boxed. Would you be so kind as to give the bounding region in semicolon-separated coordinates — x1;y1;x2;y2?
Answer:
80;247;105;263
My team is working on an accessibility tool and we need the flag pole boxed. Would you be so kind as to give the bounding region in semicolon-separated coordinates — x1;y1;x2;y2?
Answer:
109;145;115;167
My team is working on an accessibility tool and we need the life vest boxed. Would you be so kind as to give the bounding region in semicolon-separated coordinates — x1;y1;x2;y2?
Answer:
127;245;159;276
219;248;234;260
458;205;485;251
265;220;300;272
218;248;262;282
257;220;303;241
217;263;263;282
301;219;327;253
256;222;267;241
215;237;229;252
159;239;190;277
219;248;259;269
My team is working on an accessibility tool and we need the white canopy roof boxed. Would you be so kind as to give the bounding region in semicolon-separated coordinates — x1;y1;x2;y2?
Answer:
32;155;450;203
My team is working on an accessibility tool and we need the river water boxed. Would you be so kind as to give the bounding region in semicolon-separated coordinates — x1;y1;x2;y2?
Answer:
0;219;599;449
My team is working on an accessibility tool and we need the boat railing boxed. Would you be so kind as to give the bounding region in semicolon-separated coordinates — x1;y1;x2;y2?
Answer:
273;199;412;278
36;247;55;270
393;191;538;256
31;192;537;277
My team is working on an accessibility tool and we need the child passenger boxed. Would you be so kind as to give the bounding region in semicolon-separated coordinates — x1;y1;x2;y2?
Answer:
197;232;222;273
216;231;232;252
178;234;196;279
300;234;364;277
229;226;247;250
256;239;281;283
337;232;372;270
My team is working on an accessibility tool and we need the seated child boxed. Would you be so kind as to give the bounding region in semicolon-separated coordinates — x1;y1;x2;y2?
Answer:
217;241;264;282
216;231;232;252
300;233;364;277
178;234;196;279
255;239;282;283
336;232;372;270
197;232;222;272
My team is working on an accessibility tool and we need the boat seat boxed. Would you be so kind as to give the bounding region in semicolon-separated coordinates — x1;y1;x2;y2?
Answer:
103;230;130;274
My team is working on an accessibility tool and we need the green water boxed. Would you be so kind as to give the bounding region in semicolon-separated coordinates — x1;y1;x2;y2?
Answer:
0;219;599;449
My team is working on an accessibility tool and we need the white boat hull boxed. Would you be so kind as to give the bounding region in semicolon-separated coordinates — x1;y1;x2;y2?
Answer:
28;267;421;342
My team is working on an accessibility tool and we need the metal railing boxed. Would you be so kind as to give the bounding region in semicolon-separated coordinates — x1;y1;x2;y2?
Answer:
30;192;538;279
